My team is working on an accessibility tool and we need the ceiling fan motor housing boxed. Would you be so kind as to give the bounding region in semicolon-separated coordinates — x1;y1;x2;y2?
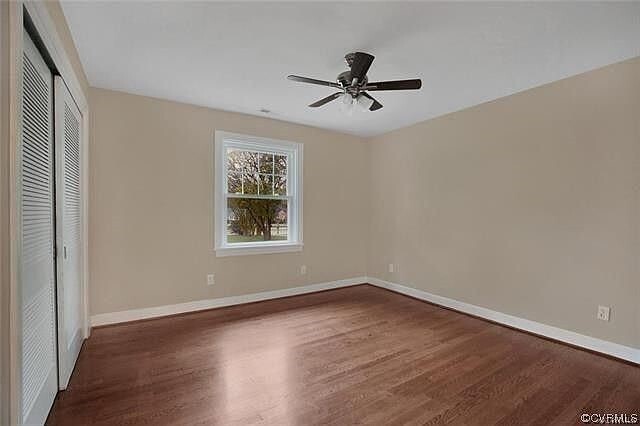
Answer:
337;71;368;94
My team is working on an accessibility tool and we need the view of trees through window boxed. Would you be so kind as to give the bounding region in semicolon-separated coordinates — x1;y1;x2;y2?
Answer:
226;149;288;243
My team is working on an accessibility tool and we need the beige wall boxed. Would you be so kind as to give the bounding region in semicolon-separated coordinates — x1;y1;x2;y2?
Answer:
90;58;640;350
368;57;640;349
89;88;369;315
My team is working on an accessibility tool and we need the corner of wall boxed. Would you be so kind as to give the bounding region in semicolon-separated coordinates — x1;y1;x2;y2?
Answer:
363;134;374;277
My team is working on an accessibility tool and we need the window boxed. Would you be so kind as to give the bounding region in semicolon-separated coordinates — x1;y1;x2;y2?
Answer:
214;131;303;256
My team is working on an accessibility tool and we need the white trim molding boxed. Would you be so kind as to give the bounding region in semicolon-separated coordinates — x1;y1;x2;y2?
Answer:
7;3;24;424
0;4;11;425
215;242;303;258
367;277;640;365
91;276;367;327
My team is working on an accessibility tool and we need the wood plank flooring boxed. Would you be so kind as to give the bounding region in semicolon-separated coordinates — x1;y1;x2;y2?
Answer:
47;285;640;425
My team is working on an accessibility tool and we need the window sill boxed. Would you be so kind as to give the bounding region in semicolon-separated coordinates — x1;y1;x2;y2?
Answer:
215;242;303;257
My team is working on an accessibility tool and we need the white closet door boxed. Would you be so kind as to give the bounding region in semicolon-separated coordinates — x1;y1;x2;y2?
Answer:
21;29;58;426
54;76;83;389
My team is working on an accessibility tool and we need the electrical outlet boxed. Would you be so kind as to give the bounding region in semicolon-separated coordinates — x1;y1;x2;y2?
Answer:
597;305;610;322
300;265;307;275
388;263;394;273
207;274;215;286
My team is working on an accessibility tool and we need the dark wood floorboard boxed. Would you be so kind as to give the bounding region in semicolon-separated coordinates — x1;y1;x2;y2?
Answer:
47;285;640;425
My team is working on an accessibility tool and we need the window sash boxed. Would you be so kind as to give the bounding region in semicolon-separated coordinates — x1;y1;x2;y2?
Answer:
226;194;291;201
224;139;293;156
223;150;292;197
224;195;292;245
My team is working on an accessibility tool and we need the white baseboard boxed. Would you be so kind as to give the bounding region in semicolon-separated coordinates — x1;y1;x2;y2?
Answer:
91;275;638;364
90;276;367;327
367;277;640;364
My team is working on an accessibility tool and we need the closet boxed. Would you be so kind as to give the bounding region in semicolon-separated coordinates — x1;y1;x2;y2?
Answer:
20;27;84;425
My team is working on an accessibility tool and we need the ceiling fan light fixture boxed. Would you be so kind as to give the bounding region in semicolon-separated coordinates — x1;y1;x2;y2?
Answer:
340;93;355;114
356;94;374;111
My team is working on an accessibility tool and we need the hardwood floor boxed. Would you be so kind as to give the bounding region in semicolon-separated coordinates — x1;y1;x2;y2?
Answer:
47;285;639;425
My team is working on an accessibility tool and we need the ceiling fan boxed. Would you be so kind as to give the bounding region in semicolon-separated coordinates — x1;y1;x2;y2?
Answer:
287;52;421;112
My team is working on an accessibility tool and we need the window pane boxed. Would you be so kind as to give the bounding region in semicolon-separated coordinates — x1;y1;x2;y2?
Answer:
244;152;259;174
226;198;288;243
274;175;287;196
227;171;242;194
226;149;244;172
258;174;274;195
259;153;274;174
242;173;259;195
228;149;259;174
275;155;287;175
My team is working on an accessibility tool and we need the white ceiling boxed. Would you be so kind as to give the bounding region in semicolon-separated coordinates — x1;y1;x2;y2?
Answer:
61;1;640;137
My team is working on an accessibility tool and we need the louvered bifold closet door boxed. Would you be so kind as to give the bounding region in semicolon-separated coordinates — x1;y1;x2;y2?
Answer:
54;76;84;389
21;29;58;426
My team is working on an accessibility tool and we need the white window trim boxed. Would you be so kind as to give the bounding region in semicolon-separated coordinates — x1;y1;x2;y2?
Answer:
214;131;303;257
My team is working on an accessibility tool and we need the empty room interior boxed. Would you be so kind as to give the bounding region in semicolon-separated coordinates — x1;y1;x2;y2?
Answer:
1;1;640;425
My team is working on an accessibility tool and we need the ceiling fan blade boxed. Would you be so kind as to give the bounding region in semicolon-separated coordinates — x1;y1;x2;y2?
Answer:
361;92;383;111
364;79;422;91
350;52;375;83
288;75;341;89
309;92;343;107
